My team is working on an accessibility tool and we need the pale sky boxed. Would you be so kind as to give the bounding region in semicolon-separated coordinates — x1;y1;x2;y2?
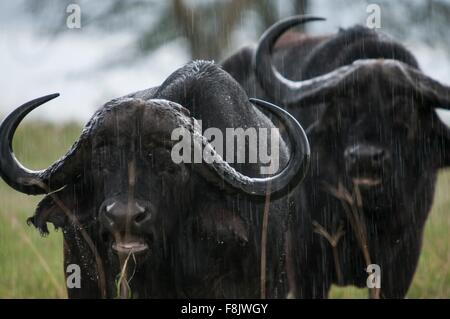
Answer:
1;0;450;123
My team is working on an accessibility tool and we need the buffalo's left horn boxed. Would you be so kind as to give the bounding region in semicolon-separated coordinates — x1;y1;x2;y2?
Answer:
194;98;310;196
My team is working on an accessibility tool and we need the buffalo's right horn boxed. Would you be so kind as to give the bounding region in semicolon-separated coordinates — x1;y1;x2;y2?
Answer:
0;94;86;195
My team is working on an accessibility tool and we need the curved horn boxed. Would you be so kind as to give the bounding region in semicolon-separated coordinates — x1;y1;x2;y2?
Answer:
0;94;87;195
0;94;60;194
194;99;310;196
383;59;450;109
256;14;450;108
254;15;326;102
271;59;450;108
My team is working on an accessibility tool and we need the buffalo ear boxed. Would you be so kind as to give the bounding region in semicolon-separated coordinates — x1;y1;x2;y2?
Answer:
27;188;73;235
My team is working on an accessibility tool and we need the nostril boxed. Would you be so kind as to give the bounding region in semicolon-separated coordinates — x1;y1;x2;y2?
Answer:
345;149;357;162
372;150;386;163
134;211;148;224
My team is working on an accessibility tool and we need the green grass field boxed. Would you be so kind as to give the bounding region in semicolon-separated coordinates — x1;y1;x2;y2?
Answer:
0;123;448;298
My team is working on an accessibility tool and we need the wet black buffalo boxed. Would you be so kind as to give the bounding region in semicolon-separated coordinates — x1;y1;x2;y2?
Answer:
0;60;310;298
222;15;420;128
222;16;450;298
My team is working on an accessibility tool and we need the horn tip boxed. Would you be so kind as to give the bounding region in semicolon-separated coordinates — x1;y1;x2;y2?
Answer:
41;93;60;104
290;14;326;22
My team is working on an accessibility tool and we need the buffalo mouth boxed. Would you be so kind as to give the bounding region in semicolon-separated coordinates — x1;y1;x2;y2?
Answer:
352;177;382;187
108;233;154;256
112;241;149;254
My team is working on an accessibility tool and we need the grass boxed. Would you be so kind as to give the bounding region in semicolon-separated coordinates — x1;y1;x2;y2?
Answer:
0;122;81;298
0;123;449;298
330;170;450;299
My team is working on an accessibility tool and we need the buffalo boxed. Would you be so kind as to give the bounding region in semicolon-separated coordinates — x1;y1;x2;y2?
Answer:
222;15;419;128
0;60;310;298
222;16;450;298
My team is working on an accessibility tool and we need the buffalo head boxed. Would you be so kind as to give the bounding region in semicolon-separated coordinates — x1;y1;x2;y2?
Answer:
0;74;309;297
253;16;450;210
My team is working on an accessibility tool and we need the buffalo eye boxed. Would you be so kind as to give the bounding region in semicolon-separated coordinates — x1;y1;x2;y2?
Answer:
392;115;414;136
166;166;177;174
393;120;410;132
160;163;180;176
101;167;112;174
147;152;154;165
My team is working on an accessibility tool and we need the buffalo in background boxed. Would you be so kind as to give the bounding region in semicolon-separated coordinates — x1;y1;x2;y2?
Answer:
222;16;450;298
0;60;310;298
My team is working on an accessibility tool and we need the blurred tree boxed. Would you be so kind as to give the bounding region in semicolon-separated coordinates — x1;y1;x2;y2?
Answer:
337;0;450;51
156;0;257;60
25;0;450;61
376;0;450;49
26;0;309;61
294;0;309;19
